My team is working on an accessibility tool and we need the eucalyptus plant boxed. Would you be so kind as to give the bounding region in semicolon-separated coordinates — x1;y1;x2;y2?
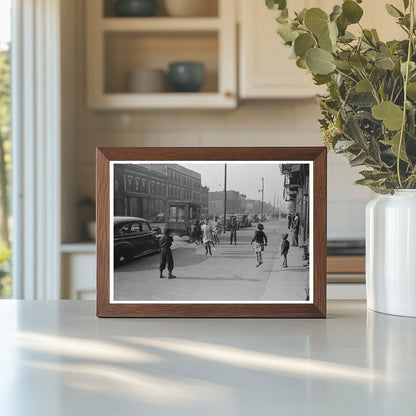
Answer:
266;0;416;193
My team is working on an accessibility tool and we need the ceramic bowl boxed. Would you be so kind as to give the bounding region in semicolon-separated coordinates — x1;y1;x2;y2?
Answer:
128;68;167;93
168;62;205;92
114;0;158;17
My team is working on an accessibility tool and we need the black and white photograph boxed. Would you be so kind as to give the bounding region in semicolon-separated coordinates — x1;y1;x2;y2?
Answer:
110;161;312;303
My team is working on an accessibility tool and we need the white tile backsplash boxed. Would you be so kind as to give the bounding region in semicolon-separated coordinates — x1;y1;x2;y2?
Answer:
73;98;371;240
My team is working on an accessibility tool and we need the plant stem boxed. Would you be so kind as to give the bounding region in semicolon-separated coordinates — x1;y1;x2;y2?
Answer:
397;0;415;188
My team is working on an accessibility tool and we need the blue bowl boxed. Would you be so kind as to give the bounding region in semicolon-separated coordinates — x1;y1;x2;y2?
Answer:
114;0;158;17
168;62;205;93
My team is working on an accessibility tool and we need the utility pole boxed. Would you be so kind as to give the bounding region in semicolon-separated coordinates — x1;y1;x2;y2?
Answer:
273;191;276;218
223;163;227;231
260;177;264;221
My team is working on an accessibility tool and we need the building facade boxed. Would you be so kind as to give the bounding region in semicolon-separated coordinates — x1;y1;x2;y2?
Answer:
114;163;202;221
280;163;310;244
208;190;241;217
200;186;209;218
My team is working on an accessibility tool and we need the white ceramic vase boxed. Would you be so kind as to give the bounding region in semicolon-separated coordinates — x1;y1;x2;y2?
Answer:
366;190;416;317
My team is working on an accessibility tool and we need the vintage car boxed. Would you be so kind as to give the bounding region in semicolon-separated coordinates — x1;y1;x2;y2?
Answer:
113;216;161;266
234;214;252;228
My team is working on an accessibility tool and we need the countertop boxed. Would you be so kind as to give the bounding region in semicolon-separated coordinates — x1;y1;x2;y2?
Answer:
0;300;415;415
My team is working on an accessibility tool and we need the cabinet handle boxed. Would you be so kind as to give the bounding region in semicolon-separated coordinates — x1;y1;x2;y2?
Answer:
224;91;234;99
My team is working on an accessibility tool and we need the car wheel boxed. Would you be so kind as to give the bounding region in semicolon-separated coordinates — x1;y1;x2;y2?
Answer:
115;248;132;266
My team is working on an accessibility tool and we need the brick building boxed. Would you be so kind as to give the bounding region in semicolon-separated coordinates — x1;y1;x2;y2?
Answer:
114;163;202;221
200;186;209;218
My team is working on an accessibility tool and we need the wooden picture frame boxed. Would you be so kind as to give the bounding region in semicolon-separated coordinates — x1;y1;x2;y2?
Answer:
96;147;327;318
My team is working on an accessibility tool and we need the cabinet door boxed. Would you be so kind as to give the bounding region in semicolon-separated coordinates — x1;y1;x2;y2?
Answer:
239;0;404;99
239;0;325;99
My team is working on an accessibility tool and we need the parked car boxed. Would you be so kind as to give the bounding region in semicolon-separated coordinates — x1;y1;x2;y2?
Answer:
114;216;161;266
234;214;252;228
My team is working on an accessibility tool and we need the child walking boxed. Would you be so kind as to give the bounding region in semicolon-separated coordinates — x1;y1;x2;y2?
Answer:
201;218;214;256
281;233;290;268
159;228;176;279
251;223;267;267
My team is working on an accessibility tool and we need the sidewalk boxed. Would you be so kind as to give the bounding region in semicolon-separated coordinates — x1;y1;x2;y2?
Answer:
258;220;310;301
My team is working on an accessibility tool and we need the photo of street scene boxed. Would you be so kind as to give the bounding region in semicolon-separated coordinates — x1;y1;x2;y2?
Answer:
111;162;311;303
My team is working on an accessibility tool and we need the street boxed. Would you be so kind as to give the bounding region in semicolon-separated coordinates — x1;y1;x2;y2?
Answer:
114;219;310;302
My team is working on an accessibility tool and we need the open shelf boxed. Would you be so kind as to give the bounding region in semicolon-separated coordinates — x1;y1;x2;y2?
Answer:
101;17;221;31
104;31;218;94
87;0;236;109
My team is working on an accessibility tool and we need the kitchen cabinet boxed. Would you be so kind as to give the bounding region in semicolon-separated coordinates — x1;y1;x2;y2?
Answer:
86;0;237;109
238;0;404;99
239;0;325;99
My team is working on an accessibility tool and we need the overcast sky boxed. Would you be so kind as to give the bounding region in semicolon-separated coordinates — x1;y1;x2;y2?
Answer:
181;162;285;206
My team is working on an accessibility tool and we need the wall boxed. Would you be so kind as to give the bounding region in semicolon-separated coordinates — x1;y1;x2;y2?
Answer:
61;0;374;243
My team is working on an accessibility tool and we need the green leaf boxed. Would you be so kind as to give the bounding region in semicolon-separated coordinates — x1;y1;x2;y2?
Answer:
330;5;342;22
407;82;416;99
334;140;355;151
356;79;372;92
339;31;356;43
350;54;368;70
359;170;392;181
375;55;395;70
355;178;378;186
369;136;382;163
304;8;329;35
371;29;380;43
372;101;404;131
336;15;348;36
382;132;409;162
385;4;404;18
318;27;334;52
277;23;298;43
313;74;332;85
296;57;308;69
306;48;335;75
333;60;352;70
350;151;368;167
342;0;364;24
403;0;410;10
296;8;307;23
294;33;316;58
266;0;287;11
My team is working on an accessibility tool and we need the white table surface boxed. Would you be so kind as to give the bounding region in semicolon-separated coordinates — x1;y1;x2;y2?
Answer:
0;300;415;416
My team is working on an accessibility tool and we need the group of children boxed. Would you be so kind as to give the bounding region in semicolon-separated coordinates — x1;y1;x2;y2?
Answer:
250;223;289;268
158;221;291;278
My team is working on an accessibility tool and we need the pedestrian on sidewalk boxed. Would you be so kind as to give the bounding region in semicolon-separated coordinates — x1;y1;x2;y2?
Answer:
190;219;202;245
251;223;267;267
212;216;221;244
291;213;300;246
159;228;176;279
281;233;290;268
288;213;293;229
201;218;214;256
229;216;238;245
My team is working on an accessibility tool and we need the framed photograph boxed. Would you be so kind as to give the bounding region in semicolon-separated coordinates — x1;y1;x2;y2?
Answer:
96;147;327;318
